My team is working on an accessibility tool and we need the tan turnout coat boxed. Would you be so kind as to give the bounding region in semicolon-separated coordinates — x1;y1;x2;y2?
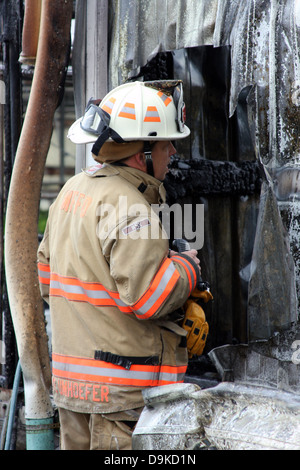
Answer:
38;163;199;414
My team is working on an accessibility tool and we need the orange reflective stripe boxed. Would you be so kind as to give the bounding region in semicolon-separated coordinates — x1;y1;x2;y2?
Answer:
52;353;159;387
118;102;136;120
53;368;156;387
52;353;186;387
144;106;161;122
158;364;187;385
42;258;181;319
38;262;50;285
132;257;180;319
157;91;172;106
50;273;132;313
102;97;116;115
170;255;197;295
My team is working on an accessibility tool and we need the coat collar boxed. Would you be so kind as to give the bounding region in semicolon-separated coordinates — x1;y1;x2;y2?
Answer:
83;162;166;205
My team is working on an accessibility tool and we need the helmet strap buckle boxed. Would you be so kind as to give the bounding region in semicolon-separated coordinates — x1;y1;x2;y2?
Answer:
143;142;154;177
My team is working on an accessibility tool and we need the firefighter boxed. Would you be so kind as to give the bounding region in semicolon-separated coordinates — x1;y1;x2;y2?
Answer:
38;80;201;450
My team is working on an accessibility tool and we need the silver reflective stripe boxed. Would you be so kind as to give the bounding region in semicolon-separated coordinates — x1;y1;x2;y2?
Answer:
145;110;158;117
121;106;135;115
53;359;184;385
159;93;170;105
51;279;108;298
52;360;158;382
172;255;196;289
50;278;129;309
133;262;176;316
38;267;50;279
103;99;114;112
159;371;186;383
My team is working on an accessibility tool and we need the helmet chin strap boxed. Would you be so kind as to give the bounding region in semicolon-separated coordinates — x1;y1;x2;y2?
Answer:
92;127;125;156
143;141;154;177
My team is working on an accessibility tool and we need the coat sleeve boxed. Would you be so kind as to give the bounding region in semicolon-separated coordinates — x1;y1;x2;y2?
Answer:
37;222;51;304
101;213;200;321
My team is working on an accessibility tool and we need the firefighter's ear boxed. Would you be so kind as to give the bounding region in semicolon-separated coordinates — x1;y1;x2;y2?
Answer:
137;152;147;168
126;152;147;172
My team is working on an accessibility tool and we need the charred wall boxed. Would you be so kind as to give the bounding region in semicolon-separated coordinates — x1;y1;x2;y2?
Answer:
136;46;261;350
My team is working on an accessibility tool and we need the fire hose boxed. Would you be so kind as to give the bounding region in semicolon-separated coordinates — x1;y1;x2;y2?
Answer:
4;0;73;450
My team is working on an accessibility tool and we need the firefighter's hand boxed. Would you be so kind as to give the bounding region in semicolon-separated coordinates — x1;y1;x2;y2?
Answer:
170;249;201;275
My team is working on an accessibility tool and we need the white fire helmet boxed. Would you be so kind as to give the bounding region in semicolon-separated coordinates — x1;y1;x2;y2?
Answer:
67;80;190;156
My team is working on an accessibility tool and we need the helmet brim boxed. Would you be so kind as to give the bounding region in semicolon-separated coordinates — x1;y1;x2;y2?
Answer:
67;116;190;144
67;117;97;144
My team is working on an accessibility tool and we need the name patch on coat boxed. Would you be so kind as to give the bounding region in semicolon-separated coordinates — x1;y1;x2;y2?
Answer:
122;218;151;236
52;377;109;403
84;163;105;175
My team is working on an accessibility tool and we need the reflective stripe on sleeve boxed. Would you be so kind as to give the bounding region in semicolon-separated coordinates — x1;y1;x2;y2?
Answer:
52;353;186;387
40;257;181;319
169;255;197;295
49;273;132;313
131;257;180;320
38;262;50;285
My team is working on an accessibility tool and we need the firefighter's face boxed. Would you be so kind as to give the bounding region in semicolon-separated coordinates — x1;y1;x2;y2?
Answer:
151;141;176;181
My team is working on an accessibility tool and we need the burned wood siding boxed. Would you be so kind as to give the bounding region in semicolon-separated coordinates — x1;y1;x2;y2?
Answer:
73;0;299;348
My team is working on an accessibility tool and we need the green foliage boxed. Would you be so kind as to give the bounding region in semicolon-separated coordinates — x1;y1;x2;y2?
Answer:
38;210;48;235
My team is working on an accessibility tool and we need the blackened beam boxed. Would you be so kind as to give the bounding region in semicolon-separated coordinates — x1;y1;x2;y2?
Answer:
164;158;262;202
